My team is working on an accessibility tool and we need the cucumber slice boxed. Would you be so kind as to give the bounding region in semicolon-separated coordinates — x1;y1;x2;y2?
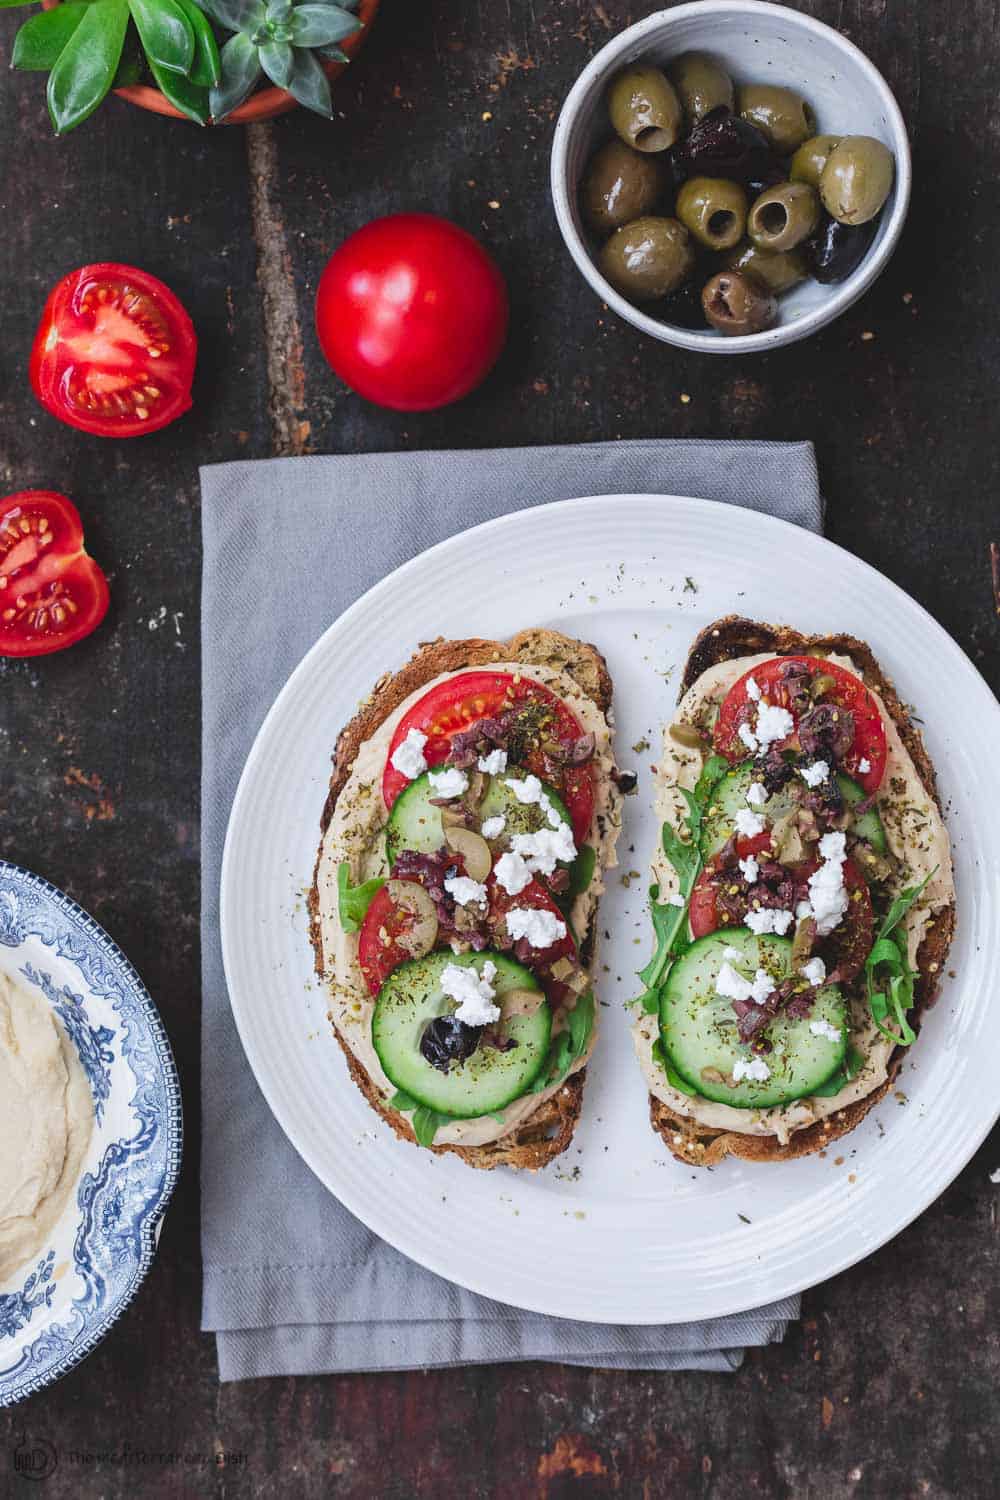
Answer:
477;774;572;844
699;759;796;861
372;950;551;1117
659;928;847;1109
385;771;446;863
385;771;572;865
837;773;887;854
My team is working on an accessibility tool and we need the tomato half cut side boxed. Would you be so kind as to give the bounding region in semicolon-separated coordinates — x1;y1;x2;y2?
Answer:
382;670;596;844
0;491;109;658
714;655;887;794
30;263;196;439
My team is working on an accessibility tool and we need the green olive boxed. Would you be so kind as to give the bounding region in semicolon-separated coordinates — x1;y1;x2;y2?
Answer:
581;139;666;235
675;176;747;250
789;134;842;188
701;269;777;336
737;83;816;153
607;65;683;153
819;135;895;225
719;240;808;294
667;51;734;125
747;181;820;252
598;216;695;301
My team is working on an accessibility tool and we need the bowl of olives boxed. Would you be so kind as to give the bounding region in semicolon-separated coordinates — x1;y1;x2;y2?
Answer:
551;0;910;352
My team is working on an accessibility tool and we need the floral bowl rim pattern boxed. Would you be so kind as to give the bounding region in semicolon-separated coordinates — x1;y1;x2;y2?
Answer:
0;862;182;1407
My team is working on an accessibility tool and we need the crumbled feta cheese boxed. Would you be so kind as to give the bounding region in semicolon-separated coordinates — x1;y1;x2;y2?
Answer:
745;781;767;807
819;830;847;861
478;748;508;775
738;721;759;753
493;851;532;896
722;946;743;962
800;956;827;987
808;831;849;935
666;892;686;907
809;1017;842;1043
744;907;795;936
443;874;488;908
858;757;871;774
732;1054;770;1083
754;701;795;750
796;899;814;920
715;962;774;1004
504;773;563;830
799;759;830;788
480;814;506;840
715;961;754;1002
738;855;760;884
505;906;567;949
389;728;428;781
510;823;577;877
745;676;761;702
427;766;469;799
734;808;766;838
441;960;500;1025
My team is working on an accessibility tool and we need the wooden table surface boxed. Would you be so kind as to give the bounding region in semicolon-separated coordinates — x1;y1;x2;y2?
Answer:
1;1;997;1495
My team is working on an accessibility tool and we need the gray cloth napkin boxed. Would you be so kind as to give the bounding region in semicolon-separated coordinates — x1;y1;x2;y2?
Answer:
201;439;822;1381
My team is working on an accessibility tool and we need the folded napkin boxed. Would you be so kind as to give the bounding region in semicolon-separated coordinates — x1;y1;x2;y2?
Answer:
201;439;822;1380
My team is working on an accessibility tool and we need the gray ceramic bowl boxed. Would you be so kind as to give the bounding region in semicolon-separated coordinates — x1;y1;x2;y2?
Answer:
551;0;911;353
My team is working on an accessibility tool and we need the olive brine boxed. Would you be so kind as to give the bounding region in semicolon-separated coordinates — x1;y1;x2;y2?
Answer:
584;53;895;335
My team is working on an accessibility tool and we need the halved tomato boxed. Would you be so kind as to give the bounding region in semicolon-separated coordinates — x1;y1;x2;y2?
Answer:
30;264;196;438
382;671;595;843
714;656;887;793
358;885;419;997
0;491;109;657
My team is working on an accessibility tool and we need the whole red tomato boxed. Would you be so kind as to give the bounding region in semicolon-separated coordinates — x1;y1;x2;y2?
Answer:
315;213;509;411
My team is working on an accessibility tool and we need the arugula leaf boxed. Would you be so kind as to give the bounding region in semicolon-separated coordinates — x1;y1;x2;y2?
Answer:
389;1089;419;1112
651;1037;698;1096
810;1044;865;1097
529;991;594;1094
864;872;933;1046
337;862;385;933
693;752;728;806
412;1106;450;1148
567;844;597;901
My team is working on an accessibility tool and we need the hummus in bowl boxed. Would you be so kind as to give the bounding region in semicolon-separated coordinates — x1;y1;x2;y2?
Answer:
0;970;94;1285
0;864;181;1407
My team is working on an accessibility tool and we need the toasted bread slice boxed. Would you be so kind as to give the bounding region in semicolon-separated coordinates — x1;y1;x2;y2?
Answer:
649;616;956;1167
309;629;614;1170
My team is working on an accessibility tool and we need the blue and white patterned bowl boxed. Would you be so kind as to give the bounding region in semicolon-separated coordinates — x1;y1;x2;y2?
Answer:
0;863;182;1406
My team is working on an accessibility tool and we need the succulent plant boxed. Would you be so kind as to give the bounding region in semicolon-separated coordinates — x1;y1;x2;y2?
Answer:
202;0;361;121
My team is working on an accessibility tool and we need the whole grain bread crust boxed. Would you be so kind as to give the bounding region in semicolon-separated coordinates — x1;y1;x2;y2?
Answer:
649;616;956;1167
308;629;613;1170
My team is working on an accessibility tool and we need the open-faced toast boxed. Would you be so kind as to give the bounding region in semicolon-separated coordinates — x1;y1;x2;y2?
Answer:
639;616;956;1167
309;629;621;1169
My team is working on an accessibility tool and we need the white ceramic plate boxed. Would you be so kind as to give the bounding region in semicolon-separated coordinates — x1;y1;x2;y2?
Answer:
221;495;1000;1324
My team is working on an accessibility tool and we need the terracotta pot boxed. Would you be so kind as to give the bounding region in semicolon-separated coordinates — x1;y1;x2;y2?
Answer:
40;0;379;124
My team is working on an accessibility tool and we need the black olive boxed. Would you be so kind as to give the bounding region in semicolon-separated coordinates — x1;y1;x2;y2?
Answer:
669;107;785;189
612;767;640;793
804;212;879;284
420;1015;483;1072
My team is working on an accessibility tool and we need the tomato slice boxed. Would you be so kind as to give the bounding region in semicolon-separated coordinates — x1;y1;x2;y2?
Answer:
0;491;109;657
30;264;196;438
688;852;873;983
382;670;596;843
714;656;887;793
357;885;421;997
